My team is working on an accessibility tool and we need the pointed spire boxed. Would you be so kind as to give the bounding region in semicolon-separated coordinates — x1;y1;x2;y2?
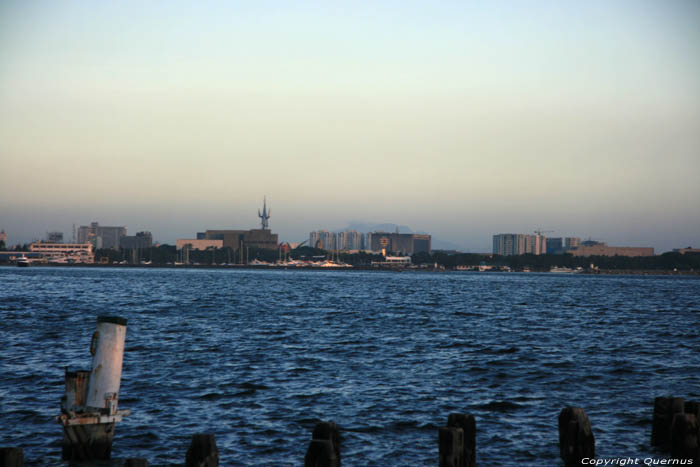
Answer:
258;196;271;230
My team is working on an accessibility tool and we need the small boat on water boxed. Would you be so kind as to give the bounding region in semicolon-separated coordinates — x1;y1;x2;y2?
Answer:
16;255;30;267
550;266;584;273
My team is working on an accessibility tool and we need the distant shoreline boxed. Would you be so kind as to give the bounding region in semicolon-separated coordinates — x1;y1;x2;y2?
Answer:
2;263;698;276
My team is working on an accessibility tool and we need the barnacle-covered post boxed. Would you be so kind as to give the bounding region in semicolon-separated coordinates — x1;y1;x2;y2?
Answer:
57;316;130;461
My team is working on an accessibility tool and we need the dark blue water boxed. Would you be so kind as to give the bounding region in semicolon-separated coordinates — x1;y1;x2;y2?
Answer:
1;267;698;465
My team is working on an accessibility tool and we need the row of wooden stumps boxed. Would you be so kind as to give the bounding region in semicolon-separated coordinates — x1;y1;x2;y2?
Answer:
2;400;698;466
651;397;700;461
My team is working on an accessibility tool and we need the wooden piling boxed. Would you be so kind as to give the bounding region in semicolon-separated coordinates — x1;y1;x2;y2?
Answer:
558;407;594;467
447;413;476;467
61;422;115;461
305;421;340;467
0;448;24;467
124;459;148;467
671;413;699;461
438;427;464;467
185;434;218;467
652;397;685;448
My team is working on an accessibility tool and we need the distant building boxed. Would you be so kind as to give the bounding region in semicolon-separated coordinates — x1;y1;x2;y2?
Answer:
565;237;581;250
546;237;563;254
47;231;64;243
310;230;337;250
204;229;278;251
337;230;364;251
29;242;94;263
120;231;153;250
176;239;224;251
493;233;546;256
0;230;6;245
568;243;654;257
367;232;431;255
673;247;700;255
77;222;126;249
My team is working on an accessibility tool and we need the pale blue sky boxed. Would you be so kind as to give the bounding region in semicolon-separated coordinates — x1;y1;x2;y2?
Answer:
1;1;699;251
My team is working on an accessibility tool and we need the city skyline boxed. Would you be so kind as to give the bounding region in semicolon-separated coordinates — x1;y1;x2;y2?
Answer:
1;1;699;253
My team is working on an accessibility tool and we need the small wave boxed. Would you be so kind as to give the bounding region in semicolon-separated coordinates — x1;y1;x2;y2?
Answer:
472;400;524;412
240;381;269;391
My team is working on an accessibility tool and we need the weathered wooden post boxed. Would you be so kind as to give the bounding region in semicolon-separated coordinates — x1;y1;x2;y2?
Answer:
0;447;24;467
124;459;148;467
651;397;685;448
447;413;476;467
671;413;699;461
304;421;340;467
558;407;594;467
57;316;130;461
186;434;219;467
438;426;463;467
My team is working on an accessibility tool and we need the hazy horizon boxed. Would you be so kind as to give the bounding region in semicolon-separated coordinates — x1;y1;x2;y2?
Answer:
2;1;699;253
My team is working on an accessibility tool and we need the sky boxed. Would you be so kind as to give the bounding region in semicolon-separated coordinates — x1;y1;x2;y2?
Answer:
1;0;699;252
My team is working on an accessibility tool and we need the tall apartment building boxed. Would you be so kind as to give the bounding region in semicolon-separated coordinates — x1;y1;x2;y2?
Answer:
310;230;337;250
493;233;547;256
77;222;127;249
337;230;363;250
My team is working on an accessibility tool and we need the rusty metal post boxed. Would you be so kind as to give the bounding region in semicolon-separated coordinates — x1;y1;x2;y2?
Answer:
86;316;127;410
57;316;130;461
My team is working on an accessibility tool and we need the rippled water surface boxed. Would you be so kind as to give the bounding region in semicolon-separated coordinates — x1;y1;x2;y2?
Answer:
1;267;699;466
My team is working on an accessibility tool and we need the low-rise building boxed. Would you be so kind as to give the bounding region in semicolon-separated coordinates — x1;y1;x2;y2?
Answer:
673;247;700;255
120;232;153;250
29;242;94;263
77;222;126;249
367;232;431;254
176;239;224;251
568;243;654;257
204;229;278;251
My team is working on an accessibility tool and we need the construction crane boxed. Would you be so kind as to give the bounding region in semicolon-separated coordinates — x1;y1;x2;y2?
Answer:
534;229;554;236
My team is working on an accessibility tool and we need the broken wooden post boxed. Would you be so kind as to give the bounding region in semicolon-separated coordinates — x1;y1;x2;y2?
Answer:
651;397;685;448
185;434;218;467
304;421;340;467
671;413;699;461
438;426;463;467
447;413;476;467
0;447;24;467
558;407;594;467
57;316;130;461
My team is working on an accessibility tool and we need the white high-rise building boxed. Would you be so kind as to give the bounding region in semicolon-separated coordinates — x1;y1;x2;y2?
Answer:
493;233;547;256
309;230;336;250
337;230;363;250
